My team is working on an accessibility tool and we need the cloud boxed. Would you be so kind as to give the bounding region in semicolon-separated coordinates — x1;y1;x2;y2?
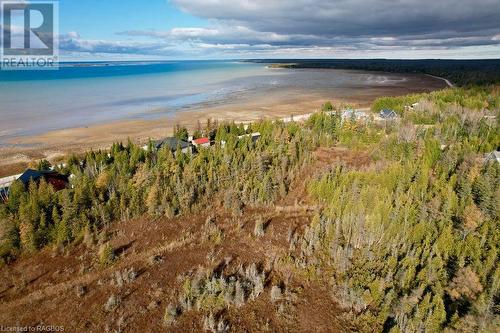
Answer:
58;0;500;59
170;0;500;49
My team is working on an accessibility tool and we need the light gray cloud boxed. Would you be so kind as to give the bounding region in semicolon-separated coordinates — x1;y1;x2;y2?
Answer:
59;0;500;59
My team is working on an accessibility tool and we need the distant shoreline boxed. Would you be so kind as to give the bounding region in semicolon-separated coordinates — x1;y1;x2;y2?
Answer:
0;68;448;177
249;58;500;86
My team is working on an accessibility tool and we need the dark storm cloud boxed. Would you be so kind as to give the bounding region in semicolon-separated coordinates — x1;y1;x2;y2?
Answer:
58;0;500;58
170;0;500;48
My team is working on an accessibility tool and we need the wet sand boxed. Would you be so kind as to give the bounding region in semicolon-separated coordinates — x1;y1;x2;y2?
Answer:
0;70;447;176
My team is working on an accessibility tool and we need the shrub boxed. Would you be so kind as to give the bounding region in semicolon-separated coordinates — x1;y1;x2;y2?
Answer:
98;243;115;266
104;294;120;312
253;218;265;237
163;303;179;326
270;285;282;302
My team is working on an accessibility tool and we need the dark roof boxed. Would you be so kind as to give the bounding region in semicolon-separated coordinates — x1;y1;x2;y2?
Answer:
154;137;190;151
18;169;46;185
379;109;397;119
18;169;68;187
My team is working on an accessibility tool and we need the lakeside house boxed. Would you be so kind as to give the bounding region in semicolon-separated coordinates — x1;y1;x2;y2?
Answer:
484;150;500;164
379;109;398;120
18;169;69;190
143;137;192;153
192;137;211;147
0;169;68;201
341;109;369;122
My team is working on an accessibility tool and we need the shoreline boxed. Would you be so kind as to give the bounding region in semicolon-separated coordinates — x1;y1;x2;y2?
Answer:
0;72;448;176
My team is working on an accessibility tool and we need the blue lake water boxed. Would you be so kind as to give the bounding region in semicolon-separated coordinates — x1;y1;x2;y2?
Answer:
0;61;276;140
0;60;438;143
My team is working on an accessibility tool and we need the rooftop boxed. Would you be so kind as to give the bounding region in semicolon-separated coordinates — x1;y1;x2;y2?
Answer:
154;137;190;151
193;137;210;145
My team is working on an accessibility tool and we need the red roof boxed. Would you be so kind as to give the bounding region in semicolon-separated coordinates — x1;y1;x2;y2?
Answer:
193;137;210;145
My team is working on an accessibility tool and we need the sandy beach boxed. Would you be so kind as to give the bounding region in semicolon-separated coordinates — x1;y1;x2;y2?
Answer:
0;70;447;176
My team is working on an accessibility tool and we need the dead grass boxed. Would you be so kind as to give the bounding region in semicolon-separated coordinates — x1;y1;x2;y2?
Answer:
0;146;366;332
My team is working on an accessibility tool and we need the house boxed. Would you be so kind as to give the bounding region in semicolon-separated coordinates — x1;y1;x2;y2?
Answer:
484;150;500;164
341;109;368;121
379;109;398;119
154;137;191;153
0;169;69;201
237;132;261;142
17;169;69;191
192;137;211;148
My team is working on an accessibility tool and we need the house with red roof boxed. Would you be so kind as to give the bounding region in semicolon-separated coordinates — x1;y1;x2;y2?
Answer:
192;137;211;148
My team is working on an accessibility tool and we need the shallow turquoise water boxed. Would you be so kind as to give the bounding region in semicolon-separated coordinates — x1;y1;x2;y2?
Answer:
0;60;416;143
0;61;275;140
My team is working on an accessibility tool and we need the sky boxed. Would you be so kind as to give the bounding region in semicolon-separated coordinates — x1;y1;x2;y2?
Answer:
3;0;500;60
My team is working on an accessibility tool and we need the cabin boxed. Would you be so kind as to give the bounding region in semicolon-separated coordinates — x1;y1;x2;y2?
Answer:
484;150;500;164
1;169;69;201
192;137;210;148
153;137;191;153
18;169;69;191
379;109;398;119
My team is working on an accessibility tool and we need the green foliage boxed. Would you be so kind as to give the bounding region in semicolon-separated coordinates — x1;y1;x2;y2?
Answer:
0;86;498;331
98;243;115;266
174;125;189;141
304;87;499;332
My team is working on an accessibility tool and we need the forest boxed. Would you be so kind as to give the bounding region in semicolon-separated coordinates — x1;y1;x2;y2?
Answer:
0;85;499;332
252;59;500;86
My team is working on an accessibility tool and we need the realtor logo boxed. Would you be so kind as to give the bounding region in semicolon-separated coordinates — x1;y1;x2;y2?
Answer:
1;0;59;70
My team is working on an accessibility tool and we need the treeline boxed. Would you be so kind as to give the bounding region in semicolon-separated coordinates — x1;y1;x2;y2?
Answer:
0;118;319;259
300;88;499;332
0;86;498;332
372;85;498;118
251;59;500;86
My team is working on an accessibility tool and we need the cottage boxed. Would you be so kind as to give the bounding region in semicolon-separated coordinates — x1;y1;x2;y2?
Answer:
153;137;191;153
379;109;398;119
18;169;69;191
484;150;500;164
192;137;211;147
0;169;68;201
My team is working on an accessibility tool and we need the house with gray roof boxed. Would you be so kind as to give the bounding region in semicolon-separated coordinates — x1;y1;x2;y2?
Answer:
379;109;398;119
154;137;191;153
